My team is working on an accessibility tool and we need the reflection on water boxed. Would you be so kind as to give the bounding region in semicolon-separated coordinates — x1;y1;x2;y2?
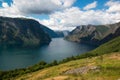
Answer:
0;38;96;71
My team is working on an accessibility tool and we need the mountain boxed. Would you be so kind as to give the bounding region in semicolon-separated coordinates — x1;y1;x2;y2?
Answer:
55;30;69;37
65;22;120;46
80;36;120;58
40;25;70;38
40;26;59;38
0;16;51;48
1;36;120;80
55;31;64;37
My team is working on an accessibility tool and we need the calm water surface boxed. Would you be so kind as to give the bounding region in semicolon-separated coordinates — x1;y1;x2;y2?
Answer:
0;38;96;71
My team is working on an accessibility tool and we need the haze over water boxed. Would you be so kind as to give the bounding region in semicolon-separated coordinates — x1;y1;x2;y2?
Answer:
0;38;96;71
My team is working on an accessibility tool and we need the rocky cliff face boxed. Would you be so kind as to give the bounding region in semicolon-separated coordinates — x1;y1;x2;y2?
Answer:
0;16;51;48
65;22;120;46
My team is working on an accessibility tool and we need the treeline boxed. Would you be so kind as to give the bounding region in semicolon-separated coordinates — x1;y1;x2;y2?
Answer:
0;52;100;80
0;36;120;80
0;52;114;80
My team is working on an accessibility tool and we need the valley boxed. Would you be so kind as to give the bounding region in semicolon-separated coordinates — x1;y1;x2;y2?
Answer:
0;17;120;80
0;35;120;80
65;22;120;46
0;38;96;71
0;0;120;80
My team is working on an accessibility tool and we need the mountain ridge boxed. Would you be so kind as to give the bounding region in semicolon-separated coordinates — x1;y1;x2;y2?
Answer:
65;22;120;46
2;36;119;80
0;16;51;48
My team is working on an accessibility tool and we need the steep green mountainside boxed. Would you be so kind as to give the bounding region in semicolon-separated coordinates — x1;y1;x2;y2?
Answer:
40;25;59;38
0;36;120;80
17;52;120;80
0;16;51;48
79;36;120;58
16;36;120;80
66;22;120;46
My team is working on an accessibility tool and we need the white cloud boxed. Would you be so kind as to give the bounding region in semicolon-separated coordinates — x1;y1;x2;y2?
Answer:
12;0;76;14
83;1;97;10
39;1;120;31
0;3;23;17
105;0;120;13
2;2;9;8
0;0;76;17
40;6;120;31
0;0;120;31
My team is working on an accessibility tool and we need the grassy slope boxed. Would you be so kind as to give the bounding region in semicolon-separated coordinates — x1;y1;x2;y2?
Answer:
16;37;120;80
17;53;120;80
78;36;120;58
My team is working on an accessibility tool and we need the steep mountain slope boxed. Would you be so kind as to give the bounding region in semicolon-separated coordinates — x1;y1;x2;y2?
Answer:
40;25;59;38
80;36;120;58
55;30;69;37
39;25;69;38
0;16;51;48
66;22;120;45
16;36;120;80
55;31;64;37
1;36;120;80
17;53;120;80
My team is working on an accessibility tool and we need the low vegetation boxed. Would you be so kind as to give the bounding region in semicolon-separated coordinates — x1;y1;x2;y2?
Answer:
0;37;120;80
17;52;120;80
78;36;120;59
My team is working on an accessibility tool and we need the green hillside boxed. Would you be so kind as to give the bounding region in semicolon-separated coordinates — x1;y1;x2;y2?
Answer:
79;36;120;59
17;52;120;80
0;37;120;80
16;37;120;80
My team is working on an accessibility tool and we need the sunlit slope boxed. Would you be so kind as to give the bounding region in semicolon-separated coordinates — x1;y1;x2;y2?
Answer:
17;52;120;80
16;37;120;80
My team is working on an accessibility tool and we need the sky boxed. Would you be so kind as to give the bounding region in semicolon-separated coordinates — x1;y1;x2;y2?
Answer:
0;0;120;31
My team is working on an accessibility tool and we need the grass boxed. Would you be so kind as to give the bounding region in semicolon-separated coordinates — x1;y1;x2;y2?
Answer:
78;36;120;59
16;52;120;80
0;36;120;80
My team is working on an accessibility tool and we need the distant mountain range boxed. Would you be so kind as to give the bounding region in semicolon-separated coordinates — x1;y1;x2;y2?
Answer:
40;27;69;38
36;22;69;38
65;22;120;46
1;16;119;48
55;30;69;37
40;25;59;38
0;16;51;48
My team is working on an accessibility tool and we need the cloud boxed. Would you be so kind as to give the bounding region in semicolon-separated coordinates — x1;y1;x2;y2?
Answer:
0;0;120;31
0;0;76;16
12;0;76;14
105;0;120;13
2;2;9;8
40;6;120;31
0;2;23;17
83;1;97;10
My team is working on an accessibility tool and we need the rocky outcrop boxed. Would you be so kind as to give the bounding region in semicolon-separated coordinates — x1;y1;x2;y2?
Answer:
64;66;100;74
101;26;120;43
65;22;120;46
0;16;51;48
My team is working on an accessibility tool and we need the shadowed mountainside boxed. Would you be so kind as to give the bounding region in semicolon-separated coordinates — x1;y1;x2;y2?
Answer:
66;22;120;46
0;16;51;48
0;36;120;80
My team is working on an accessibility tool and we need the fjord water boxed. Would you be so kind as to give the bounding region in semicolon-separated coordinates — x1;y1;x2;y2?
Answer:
0;38;96;71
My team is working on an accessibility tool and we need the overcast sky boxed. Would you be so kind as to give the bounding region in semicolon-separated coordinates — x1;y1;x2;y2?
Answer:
0;0;120;31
